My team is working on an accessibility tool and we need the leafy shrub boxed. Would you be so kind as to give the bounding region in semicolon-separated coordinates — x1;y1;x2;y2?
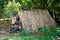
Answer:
38;27;56;37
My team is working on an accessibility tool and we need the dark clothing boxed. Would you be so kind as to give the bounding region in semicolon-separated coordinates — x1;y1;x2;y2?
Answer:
10;15;22;33
10;25;22;33
15;20;20;25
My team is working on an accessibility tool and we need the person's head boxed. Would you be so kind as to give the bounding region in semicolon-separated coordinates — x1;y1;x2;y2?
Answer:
16;16;20;21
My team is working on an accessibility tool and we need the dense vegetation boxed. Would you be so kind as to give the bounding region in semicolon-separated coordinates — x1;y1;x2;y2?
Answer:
0;0;60;18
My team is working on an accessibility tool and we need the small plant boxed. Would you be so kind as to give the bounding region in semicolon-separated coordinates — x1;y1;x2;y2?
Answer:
56;27;60;37
17;28;30;36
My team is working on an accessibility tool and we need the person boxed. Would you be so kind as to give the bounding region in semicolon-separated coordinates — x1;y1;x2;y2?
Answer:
10;16;22;33
15;16;20;25
15;16;22;30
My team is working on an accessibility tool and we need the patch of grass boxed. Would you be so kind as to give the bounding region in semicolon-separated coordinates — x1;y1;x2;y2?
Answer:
17;28;30;36
3;27;57;40
3;35;56;40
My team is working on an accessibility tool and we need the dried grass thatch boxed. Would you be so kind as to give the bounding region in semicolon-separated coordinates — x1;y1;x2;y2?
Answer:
12;9;56;32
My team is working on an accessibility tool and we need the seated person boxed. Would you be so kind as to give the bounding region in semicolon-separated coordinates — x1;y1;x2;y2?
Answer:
9;16;22;33
10;24;22;33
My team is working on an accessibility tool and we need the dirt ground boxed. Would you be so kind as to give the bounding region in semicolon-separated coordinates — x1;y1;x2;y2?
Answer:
0;30;19;40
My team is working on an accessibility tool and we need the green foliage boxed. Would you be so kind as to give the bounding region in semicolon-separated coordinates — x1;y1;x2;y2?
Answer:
18;28;30;36
3;36;56;40
3;38;9;40
56;27;60;37
0;0;59;28
4;0;20;18
38;27;56;37
3;27;58;40
0;0;8;18
0;0;60;18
